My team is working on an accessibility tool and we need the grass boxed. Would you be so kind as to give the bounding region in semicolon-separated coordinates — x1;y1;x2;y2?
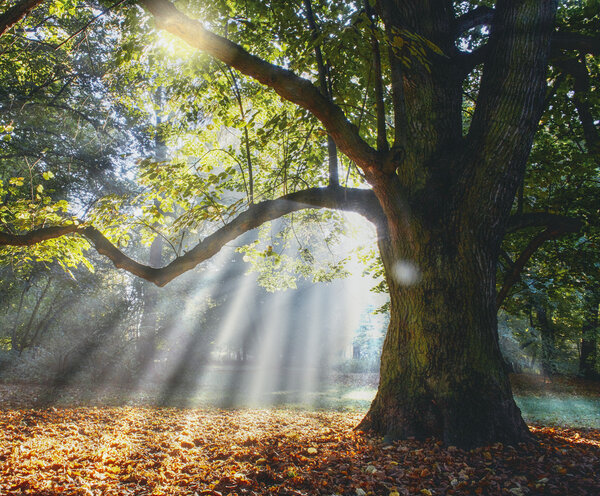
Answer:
1;371;599;428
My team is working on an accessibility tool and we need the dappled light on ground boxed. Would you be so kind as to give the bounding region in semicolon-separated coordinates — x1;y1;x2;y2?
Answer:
1;407;600;495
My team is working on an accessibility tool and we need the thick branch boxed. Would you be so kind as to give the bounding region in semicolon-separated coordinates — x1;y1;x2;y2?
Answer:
458;30;600;77
554;57;600;154
454;6;494;37
506;212;583;233
1;187;382;287
462;1;557;219
0;0;43;37
138;0;379;172
552;31;600;56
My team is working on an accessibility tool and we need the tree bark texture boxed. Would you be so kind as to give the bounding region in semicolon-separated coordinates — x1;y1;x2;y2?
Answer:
357;216;529;447
357;0;558;447
0;0;43;37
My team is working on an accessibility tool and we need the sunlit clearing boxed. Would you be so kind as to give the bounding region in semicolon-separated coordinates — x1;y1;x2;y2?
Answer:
244;289;293;407
1;214;388;411
295;287;327;404
211;269;258;358
515;396;600;429
343;388;376;402
138;247;234;403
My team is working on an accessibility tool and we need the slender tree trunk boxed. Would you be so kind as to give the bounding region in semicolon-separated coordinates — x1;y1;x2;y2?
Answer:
136;235;163;373
358;218;529;448
10;283;29;352
136;86;167;374
580;294;599;379
20;277;52;353
535;301;558;376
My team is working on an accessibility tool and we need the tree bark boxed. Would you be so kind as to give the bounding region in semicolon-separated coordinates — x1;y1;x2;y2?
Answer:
0;0;43;37
358;219;529;448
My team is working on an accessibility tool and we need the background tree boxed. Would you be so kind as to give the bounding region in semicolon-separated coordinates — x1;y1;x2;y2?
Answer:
499;2;600;378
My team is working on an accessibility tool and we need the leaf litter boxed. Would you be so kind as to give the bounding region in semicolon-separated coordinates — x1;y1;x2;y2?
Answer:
1;406;599;495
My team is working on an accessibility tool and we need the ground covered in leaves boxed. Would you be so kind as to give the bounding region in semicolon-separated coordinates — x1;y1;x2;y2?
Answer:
1;405;600;496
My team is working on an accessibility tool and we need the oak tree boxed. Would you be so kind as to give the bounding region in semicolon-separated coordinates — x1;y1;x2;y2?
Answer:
1;0;599;447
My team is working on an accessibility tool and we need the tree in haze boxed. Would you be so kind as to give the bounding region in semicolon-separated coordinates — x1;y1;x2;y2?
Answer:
1;0;599;447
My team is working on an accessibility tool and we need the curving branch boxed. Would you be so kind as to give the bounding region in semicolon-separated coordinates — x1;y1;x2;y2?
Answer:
0;0;43;37
138;0;380;172
1;187;383;287
498;214;583;307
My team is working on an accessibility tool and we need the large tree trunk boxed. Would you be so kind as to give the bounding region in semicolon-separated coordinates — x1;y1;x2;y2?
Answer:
358;218;529;448
355;0;556;448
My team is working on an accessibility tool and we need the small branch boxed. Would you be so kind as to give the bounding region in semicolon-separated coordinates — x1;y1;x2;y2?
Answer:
386;30;407;153
364;0;388;154
497;230;555;308
225;66;254;203
498;215;583;308
554;57;600;154
303;0;339;186
303;0;328;98
54;0;130;50
542;72;566;110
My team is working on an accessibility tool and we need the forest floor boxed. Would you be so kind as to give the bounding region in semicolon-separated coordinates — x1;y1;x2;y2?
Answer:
0;374;599;495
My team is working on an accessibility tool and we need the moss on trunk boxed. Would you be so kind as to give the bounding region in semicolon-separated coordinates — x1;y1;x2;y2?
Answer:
358;228;530;448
